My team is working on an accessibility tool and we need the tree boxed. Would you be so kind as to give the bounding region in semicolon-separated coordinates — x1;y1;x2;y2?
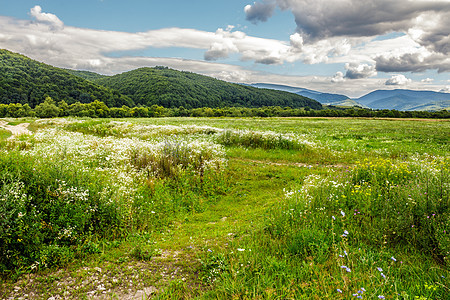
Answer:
34;96;61;118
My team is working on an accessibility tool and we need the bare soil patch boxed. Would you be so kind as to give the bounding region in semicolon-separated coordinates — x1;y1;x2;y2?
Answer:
0;121;31;139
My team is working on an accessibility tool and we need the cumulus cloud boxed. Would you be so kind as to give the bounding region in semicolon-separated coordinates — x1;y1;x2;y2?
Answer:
213;70;250;82
246;1;450;46
375;52;450;73
289;33;303;51
407;11;450;54
204;41;238;61
421;78;434;83
29;5;64;30
344;63;377;79
331;71;345;83
244;1;276;24
204;27;244;61
440;86;450;93
385;74;412;86
245;0;450;73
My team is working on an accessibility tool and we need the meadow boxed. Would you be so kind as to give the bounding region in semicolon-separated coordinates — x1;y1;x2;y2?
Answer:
0;117;448;299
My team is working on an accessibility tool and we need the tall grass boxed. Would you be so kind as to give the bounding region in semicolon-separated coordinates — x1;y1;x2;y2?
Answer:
57;119;317;152
0;126;228;277
205;157;449;299
215;129;315;150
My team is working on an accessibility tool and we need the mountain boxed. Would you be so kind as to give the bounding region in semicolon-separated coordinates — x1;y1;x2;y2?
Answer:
248;83;316;94
249;83;355;106
297;91;350;103
408;100;450;111
65;69;108;81
0;49;134;108
354;89;450;111
251;83;450;111
0;50;321;110
93;67;322;109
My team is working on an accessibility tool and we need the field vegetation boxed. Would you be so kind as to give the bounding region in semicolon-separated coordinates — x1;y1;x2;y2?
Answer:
0;117;448;299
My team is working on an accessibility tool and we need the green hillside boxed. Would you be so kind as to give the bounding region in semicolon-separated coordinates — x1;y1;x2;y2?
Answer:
0;49;134;108
0;50;321;110
94;67;322;109
65;69;108;81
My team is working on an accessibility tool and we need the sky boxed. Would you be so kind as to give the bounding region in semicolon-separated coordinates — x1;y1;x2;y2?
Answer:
0;0;449;98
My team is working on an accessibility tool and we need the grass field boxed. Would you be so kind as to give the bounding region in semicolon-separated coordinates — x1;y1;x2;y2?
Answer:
0;117;448;299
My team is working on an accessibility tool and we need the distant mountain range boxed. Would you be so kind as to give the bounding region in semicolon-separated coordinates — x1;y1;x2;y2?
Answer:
355;89;450;111
249;83;450;111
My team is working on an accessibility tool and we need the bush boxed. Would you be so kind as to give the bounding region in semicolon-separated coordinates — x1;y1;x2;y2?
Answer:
0;151;122;275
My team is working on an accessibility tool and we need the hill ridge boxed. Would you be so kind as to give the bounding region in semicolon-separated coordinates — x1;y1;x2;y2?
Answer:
0;49;134;108
0;50;322;110
93;67;322;109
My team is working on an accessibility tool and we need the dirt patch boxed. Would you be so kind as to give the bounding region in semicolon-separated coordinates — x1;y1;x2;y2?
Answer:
0;250;205;300
0;121;31;139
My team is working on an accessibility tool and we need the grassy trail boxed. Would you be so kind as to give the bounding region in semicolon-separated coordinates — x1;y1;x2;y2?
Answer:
0;157;310;299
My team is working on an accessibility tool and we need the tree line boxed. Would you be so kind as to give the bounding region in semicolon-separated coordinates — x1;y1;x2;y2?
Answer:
1;97;448;119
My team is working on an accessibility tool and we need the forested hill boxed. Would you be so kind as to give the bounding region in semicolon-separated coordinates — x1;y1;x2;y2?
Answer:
65;69;108;81
93;67;322;109
0;49;321;110
0;49;134;108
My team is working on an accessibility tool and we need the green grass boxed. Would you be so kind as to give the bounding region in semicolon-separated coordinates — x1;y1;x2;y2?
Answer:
0;117;448;299
0;128;11;140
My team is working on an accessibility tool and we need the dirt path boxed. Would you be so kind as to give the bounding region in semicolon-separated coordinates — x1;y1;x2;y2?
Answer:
0;121;31;139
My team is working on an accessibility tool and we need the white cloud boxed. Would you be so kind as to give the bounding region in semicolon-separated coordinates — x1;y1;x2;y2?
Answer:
331;71;345;83
204;40;239;61
245;0;450;73
244;1;276;24
344;63;377;79
375;52;450;73
29;5;64;30
440;86;450;93
385;74;412;86
421;78;434;83
289;33;303;50
246;1;450;50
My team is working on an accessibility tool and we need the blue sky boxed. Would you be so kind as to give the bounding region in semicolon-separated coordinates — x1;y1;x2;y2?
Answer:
0;0;449;97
